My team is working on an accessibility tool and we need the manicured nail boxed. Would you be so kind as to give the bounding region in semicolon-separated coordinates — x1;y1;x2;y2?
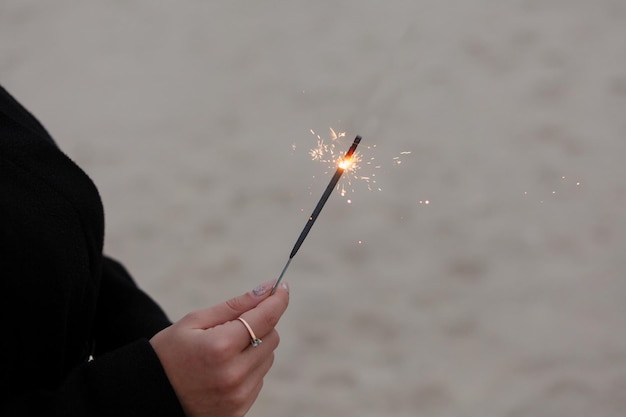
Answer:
252;281;273;297
281;282;289;293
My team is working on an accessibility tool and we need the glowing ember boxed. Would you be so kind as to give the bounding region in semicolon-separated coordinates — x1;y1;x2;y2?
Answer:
309;140;326;161
522;175;584;203
308;128;378;200
338;156;354;170
305;128;411;202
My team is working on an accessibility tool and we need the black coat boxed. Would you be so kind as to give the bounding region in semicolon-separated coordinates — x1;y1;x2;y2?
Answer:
0;86;184;416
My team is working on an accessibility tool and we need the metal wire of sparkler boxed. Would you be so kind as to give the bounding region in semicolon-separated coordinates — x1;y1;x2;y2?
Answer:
271;135;362;294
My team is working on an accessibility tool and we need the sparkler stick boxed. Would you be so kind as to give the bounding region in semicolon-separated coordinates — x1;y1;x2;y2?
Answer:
271;135;362;294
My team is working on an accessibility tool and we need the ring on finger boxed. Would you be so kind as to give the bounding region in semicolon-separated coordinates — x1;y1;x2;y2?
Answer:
237;317;262;347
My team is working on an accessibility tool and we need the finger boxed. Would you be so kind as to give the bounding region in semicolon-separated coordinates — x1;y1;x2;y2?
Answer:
238;329;279;360
226;344;275;415
225;284;289;351
236;350;275;411
237;378;265;417
245;352;274;387
233;332;277;386
229;331;278;385
182;279;277;329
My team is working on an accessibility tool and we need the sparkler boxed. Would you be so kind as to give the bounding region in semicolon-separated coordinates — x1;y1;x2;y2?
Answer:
271;135;362;294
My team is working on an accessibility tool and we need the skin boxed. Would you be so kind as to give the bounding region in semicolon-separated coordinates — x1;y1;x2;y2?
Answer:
150;280;289;417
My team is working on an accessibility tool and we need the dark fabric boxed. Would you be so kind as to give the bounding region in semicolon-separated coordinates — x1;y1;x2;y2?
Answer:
0;85;185;416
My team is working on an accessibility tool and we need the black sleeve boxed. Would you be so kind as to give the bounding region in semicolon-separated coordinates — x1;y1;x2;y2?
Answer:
1;339;185;417
0;85;185;416
93;256;173;355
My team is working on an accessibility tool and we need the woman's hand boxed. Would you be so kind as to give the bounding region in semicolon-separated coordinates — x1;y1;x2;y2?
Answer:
150;280;289;417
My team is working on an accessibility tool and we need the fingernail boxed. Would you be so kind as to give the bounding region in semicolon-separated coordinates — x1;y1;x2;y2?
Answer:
281;282;289;293
252;281;273;297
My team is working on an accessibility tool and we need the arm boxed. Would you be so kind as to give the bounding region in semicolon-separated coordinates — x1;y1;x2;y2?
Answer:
2;340;185;417
1;85;289;416
0;89;184;415
93;256;172;355
0;159;184;416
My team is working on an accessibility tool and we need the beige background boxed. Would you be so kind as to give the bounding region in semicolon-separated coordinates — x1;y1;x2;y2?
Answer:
2;1;626;416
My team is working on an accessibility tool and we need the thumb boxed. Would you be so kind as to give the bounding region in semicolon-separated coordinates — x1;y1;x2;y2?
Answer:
182;279;276;329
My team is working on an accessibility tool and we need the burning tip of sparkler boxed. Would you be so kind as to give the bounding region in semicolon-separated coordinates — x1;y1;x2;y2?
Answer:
338;156;354;170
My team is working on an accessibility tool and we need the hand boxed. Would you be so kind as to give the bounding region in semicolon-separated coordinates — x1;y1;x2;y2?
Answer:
150;280;289;417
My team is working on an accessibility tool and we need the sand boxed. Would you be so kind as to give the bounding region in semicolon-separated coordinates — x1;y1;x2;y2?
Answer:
2;1;626;415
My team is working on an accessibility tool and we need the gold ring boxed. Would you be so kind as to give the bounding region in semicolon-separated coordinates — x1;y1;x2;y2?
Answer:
237;317;262;347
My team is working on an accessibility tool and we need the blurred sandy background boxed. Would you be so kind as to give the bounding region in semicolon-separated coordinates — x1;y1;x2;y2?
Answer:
2;1;626;416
